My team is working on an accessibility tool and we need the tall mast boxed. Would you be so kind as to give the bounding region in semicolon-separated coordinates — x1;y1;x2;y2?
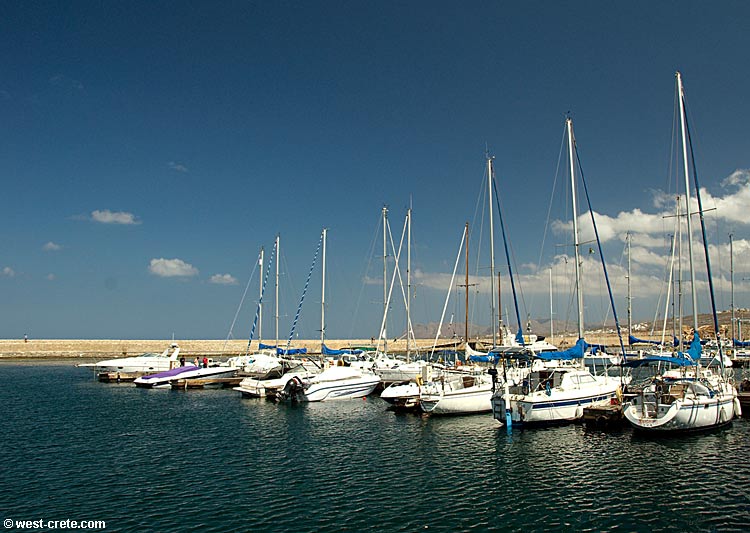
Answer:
730;233;735;344
382;206;388;354
677;71;699;334
321;228;327;348
488;155;497;347
465;222;470;346
259;246;264;343
567;118;585;339
627;232;632;342
676;195;684;350
549;267;554;342
406;207;411;360
275;234;280;347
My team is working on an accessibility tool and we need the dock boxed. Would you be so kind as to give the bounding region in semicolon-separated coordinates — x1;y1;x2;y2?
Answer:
583;402;624;427
98;371;148;383
170;377;244;390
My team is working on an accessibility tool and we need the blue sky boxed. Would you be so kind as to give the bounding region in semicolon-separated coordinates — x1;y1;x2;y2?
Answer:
2;1;749;340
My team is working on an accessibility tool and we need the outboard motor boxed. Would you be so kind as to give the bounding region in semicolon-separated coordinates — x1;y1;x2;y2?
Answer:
277;376;305;402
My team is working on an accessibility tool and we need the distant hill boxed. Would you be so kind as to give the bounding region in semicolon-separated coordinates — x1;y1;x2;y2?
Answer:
404;309;750;340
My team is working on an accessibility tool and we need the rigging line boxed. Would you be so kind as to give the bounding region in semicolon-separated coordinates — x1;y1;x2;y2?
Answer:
246;240;277;355
534;124;568;312
349;210;385;339
575;145;627;358
491;173;524;343
685;104;724;365
222;252;260;353
285;230;324;353
376;215;406;349
430;227;466;358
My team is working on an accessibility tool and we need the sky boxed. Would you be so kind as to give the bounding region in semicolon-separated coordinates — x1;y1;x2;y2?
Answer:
2;1;749;341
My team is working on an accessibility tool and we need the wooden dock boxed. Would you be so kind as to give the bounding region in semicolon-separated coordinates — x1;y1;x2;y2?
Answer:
98;371;148;383
583;402;624;427
170;377;244;390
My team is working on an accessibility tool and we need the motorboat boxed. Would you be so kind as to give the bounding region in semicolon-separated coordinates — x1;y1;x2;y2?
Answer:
276;366;381;402
492;365;621;425
78;344;181;373
234;359;322;398
134;364;237;388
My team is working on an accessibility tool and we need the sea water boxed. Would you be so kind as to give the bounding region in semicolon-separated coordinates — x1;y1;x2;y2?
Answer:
1;363;748;532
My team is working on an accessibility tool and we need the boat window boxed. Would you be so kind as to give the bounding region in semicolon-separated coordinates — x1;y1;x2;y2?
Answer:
578;374;596;384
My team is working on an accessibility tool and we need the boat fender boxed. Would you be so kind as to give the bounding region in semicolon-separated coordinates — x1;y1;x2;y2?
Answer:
734;398;742;418
545;382;551;396
719;407;729;424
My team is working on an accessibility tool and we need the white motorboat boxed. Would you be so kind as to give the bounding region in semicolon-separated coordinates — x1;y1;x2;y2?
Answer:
276;366;381;402
492;365;621;425
380;381;421;409
78;344;181;373
134;364;237;388
234;359;322;398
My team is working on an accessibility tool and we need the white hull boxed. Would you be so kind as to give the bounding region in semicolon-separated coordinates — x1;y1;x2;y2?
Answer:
281;366;381;402
135;366;236;388
492;370;621;425
623;380;739;432
80;344;181;374
419;373;494;415
379;381;420;409
235;371;315;398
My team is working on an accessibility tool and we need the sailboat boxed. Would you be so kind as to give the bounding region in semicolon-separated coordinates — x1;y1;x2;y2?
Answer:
272;229;380;402
623;72;740;432
419;157;502;415
235;234;322;398
490;118;622;426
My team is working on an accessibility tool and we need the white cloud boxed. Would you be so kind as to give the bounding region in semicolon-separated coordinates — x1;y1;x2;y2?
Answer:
1;266;15;277
42;241;62;252
168;161;189;173
148;258;198;278
91;209;140;225
209;273;238;285
49;74;84;90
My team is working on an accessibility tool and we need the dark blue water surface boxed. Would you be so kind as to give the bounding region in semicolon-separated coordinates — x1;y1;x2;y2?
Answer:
1;363;749;532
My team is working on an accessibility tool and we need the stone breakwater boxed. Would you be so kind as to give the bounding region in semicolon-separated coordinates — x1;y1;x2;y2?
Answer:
0;335;631;360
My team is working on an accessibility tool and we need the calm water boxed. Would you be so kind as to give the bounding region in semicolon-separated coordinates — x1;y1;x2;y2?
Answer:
1;364;749;532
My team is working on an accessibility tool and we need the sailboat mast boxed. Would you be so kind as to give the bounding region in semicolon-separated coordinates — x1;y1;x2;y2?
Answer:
677;71;699;334
627;232;632;342
275;234;280;347
488;155;497;347
730;233;735;344
382;206;388;354
406;207;411;360
567;118;585;339
259;247;264;343
321;228;327;348
549;267;554;342
465;222;470;346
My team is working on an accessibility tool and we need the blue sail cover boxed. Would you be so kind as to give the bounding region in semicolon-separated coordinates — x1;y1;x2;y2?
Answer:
515;328;524;345
258;342;307;355
676;332;702;362
734;338;750;348
535;338;588;361
321;343;363;356
468;354;499;364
